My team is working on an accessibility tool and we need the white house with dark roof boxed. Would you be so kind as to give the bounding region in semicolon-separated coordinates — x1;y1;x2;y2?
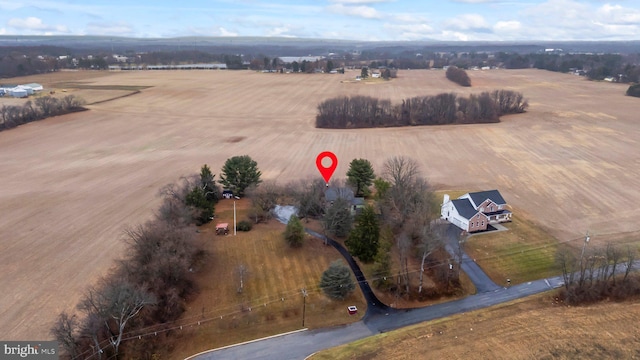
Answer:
441;190;512;232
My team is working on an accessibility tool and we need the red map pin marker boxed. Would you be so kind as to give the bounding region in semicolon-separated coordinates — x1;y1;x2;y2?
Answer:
316;151;338;185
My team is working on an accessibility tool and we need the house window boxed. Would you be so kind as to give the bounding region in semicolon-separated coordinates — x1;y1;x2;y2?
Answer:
481;220;485;226
470;222;474;228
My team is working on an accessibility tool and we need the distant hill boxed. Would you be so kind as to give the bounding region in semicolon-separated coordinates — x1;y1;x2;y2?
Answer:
1;35;639;56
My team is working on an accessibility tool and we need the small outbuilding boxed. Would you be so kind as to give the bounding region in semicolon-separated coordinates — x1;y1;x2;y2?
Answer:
9;88;28;98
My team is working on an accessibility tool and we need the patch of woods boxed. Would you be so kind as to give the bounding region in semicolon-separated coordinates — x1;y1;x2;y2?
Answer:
556;241;640;306
446;66;471;86
51;157;265;359
627;84;640;98
316;90;528;129
274;157;465;302
0;95;86;132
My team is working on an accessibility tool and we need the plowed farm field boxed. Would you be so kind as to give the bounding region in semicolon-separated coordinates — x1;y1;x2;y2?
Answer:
1;69;638;340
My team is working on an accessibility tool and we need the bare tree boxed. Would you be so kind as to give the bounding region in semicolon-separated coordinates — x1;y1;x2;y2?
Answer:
288;178;326;220
418;223;445;293
247;180;282;223
156;177;197;226
623;245;636;283
50;312;79;359
397;232;412;294
556;248;577;290
78;278;156;358
323;198;353;238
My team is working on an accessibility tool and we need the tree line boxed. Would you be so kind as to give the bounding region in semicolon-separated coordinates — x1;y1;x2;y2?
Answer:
446;66;471;86
51;157;264;359
316;90;528;129
556;242;639;305
0;95;86;132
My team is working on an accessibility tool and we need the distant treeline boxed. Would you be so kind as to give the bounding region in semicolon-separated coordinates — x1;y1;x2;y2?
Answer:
0;95;86;131
316;90;528;129
446;66;471;87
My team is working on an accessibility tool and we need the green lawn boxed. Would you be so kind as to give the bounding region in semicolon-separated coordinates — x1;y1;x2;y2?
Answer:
465;215;560;284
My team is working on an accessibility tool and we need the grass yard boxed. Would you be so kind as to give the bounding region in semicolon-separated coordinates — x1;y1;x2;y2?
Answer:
168;199;366;359
465;212;560;285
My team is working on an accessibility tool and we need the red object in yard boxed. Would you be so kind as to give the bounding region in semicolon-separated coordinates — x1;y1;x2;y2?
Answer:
216;223;229;235
347;306;358;315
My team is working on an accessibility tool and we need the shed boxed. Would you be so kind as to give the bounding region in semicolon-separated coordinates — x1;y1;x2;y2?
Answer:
10;88;28;98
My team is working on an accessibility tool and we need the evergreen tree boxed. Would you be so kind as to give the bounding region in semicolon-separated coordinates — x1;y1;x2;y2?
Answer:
319;260;356;300
346;158;375;197
284;215;304;247
345;205;380;263
219;155;262;197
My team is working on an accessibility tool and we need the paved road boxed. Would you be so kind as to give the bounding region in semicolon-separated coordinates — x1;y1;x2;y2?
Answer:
191;276;564;360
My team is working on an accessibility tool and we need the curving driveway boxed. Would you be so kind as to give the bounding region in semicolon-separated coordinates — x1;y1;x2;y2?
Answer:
189;223;567;360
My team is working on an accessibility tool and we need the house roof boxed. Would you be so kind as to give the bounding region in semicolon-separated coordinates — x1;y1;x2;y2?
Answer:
467;190;506;207
451;199;479;220
325;187;355;202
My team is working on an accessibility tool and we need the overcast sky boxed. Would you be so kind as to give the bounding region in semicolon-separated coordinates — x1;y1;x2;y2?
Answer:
0;0;639;41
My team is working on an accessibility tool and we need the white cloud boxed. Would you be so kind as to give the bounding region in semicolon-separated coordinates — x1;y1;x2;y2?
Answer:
518;0;640;40
7;17;68;33
327;4;382;19
383;23;435;40
0;27;6;35
439;30;470;41
493;20;521;32
444;14;489;31
598;3;640;25
218;27;238;37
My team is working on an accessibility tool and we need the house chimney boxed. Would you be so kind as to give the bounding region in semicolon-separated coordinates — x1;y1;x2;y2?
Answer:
443;194;450;204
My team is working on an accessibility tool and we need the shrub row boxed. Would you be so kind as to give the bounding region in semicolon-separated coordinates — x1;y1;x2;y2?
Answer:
627;84;640;98
446;66;471;86
316;90;528;129
0;95;86;131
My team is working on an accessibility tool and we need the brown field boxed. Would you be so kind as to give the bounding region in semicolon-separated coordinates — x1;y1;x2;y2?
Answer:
1;68;639;341
311;294;640;360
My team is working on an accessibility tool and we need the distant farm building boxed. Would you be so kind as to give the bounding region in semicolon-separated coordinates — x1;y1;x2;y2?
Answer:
441;190;512;232
277;56;325;64
145;63;227;70
0;83;43;98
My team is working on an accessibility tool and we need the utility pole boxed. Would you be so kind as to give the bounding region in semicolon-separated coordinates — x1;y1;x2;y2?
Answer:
301;288;308;327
